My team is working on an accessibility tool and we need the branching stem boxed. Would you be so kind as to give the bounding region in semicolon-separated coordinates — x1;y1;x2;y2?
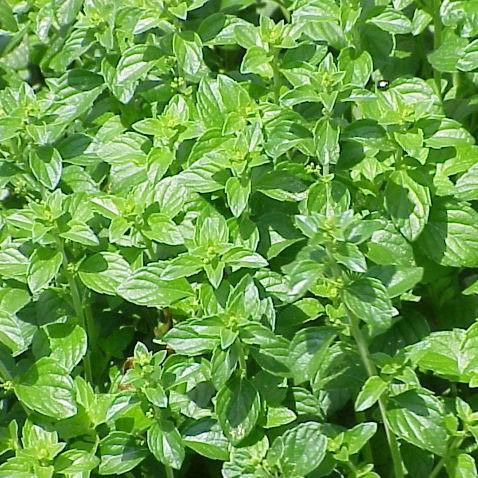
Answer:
324;237;404;477
54;234;94;383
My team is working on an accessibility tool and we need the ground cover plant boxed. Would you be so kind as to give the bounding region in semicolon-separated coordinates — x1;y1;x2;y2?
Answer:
2;0;478;476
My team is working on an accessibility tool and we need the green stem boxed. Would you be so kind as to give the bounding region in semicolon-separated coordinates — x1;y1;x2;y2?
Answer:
145;239;156;261
429;437;464;478
325;247;404;478
54;234;93;383
348;305;404;478
432;0;443;99
165;466;175;478
272;48;281;104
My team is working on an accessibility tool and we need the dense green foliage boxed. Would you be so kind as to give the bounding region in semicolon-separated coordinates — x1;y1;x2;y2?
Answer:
1;0;478;476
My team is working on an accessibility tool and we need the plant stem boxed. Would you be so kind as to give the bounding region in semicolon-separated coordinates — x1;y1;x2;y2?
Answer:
325;248;404;478
272;49;281;104
54;234;93;383
165;466;175;478
432;0;443;99
348;310;404;478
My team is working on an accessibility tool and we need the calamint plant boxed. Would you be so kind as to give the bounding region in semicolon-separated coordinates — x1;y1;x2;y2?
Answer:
1;0;478;477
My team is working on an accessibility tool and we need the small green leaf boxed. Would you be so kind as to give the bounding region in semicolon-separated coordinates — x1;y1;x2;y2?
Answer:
173;32;204;77
225;176;251;217
355;376;388;412
368;8;413;34
27;248;62;294
343;422;378;455
29;146;62;190
99;432;147;475
241;47;273;78
60;221;99;246
264;406;297;428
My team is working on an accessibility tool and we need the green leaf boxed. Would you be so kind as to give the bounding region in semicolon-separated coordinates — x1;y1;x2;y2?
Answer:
225;176;251;217
387;390;449;456
182;418;230;461
384;170;431;242
0;0;17;31
49;28;95;72
428;32;468;73
44;323;87;373
173;32;204;77
342;277;396;335
417;199;478;267
464;279;478;296
407;323;478;382
0;248;29;279
27;248;62;294
240;323;291;376
343;422;377;455
222;247;268;269
147;421;185;470
288;327;336;384
368;8;413;34
60;220;99;246
0;117;22;142
99;432;147;475
55;449;100;474
241;47;273;78
447;453;478;478
196;215;229;246
264;406;297;429
216;377;261;445
365;222;415;266
273;422;327;476
458;39;478;71
118;263;194;308
14;357;77;420
163;319;222;355
456;164;478;201
355;376;388;412
78;252;132;295
367;265;423;298
315;118;340;165
0;312;36;356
